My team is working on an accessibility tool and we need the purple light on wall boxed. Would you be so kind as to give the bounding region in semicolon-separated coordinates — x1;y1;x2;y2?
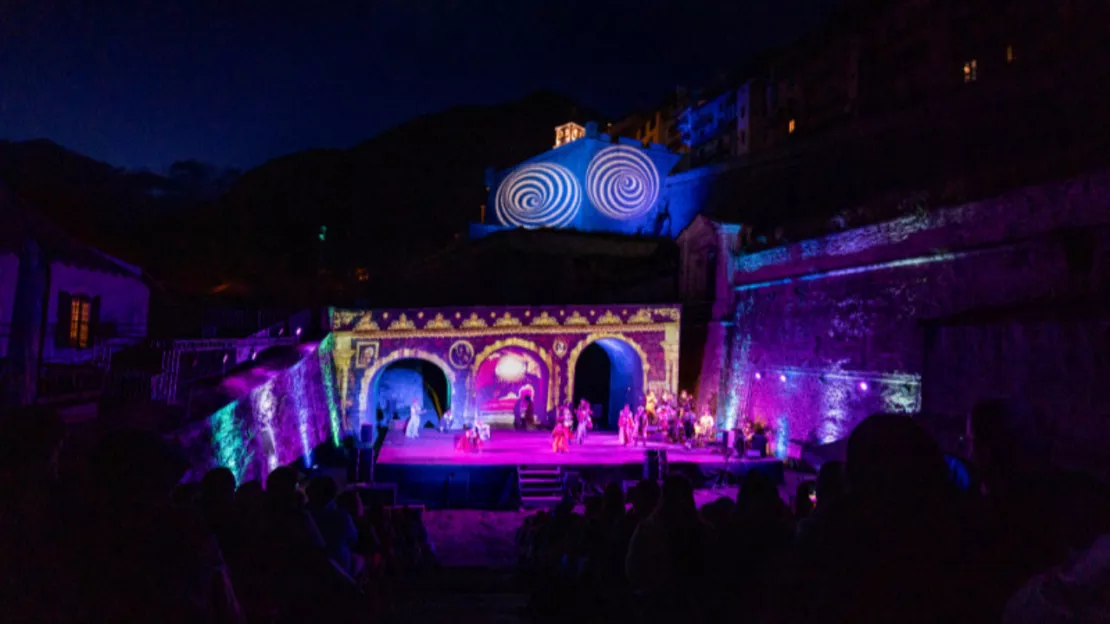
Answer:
859;381;869;391
779;374;787;383
755;372;762;380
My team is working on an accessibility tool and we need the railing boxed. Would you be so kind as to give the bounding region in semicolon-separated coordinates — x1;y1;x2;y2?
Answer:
37;362;107;405
150;336;300;404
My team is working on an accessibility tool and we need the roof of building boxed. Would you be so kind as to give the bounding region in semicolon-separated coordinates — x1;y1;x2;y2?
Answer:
0;180;140;278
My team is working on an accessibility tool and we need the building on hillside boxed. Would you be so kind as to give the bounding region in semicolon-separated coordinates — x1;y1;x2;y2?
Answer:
608;92;687;153
0;183;149;413
554;122;586;148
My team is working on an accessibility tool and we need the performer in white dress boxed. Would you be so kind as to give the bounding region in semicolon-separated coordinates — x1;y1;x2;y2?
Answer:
405;400;422;438
575;399;593;445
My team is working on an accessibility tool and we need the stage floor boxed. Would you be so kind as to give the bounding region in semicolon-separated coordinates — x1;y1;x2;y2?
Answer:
377;430;743;467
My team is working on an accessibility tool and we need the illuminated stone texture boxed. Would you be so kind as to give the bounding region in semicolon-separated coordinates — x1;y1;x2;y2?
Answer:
719;171;1110;451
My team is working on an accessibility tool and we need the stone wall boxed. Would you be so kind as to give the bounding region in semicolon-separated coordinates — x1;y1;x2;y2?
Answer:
720;171;1110;456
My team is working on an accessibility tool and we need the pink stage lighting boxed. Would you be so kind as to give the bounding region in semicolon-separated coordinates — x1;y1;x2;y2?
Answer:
755;372;762;380
859;381;869;391
779;374;787;383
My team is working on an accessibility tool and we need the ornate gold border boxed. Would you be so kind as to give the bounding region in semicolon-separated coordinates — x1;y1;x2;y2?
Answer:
334;322;673;341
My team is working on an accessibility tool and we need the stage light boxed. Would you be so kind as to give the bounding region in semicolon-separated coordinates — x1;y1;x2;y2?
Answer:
779;374;787;383
495;354;527;383
754;372;762;380
295;327;302;337
859;381;869;391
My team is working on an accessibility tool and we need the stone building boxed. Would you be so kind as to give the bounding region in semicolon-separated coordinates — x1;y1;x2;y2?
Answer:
1;183;150;412
693;171;1110;476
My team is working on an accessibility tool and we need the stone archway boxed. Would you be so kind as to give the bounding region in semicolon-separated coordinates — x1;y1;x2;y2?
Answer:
357;348;457;428
566;333;650;427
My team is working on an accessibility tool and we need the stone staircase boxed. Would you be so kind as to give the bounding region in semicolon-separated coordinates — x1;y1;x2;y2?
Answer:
517;465;563;508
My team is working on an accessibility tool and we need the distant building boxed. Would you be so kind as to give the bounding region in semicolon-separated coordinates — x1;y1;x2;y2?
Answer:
1;183;149;410
554;122;586;148
608;91;688;153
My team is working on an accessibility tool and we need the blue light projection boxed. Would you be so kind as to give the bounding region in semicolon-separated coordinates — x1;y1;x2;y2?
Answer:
586;145;661;220
494;162;582;229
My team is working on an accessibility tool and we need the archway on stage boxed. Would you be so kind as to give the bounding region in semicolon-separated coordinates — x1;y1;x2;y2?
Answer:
372;358;450;429
473;346;549;428
572;338;644;430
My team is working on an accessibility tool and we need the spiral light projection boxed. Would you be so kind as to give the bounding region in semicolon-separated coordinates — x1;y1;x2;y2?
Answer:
495;162;582;229
586;145;661;220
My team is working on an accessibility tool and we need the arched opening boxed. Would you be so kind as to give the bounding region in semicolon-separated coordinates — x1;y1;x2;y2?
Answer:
473;347;549;428
372;359;450;431
572;338;644;430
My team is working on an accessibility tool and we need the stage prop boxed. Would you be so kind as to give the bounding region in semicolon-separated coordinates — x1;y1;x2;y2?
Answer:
330;305;681;435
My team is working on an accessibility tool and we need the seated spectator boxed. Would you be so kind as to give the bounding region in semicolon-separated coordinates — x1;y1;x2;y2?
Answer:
305;476;360;577
626;475;713;622
792;413;977;623
74;429;242;622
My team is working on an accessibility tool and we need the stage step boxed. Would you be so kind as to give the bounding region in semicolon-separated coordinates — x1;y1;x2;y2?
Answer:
516;465;563;508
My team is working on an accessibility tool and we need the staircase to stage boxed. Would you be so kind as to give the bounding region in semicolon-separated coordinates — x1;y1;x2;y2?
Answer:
516;465;563;508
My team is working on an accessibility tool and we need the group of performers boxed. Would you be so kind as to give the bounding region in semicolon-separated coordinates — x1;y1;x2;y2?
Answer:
403;386;774;458
613;390;718;448
550;399;594;453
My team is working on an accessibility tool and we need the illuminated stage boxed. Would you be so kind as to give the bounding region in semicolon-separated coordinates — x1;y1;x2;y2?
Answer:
374;430;784;509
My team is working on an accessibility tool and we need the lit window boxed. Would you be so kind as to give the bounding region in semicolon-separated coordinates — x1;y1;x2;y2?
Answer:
963;59;977;82
1006;45;1015;63
69;296;91;348
788;119;796;134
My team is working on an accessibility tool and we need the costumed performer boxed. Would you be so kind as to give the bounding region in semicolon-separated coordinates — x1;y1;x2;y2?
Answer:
405;400;423;439
618;404;634;446
440;409;453;433
634;405;648;447
645;390;657;423
575;399;593;445
551;419;570;454
695;407;715;445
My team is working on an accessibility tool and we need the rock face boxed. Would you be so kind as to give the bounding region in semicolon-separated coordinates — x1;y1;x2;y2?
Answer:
708;171;1110;469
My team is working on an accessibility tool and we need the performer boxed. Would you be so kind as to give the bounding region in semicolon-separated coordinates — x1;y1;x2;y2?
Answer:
474;413;490;442
456;423;482;453
562;403;575;430
634;405;649;447
440;409;454;433
575;399;593;445
523;395;535;430
696;406;715;446
551;419;570;454
513;397;525;431
645;390;658;424
405;400;423;439
618;404;634;446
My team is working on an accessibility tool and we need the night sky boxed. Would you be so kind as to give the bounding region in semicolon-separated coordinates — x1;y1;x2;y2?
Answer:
2;0;838;171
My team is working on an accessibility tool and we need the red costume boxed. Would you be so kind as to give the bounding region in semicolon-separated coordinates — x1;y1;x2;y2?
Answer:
551;422;570;453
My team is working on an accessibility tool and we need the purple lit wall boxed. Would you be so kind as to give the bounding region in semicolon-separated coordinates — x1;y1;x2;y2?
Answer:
176;340;340;483
714;171;1110;453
